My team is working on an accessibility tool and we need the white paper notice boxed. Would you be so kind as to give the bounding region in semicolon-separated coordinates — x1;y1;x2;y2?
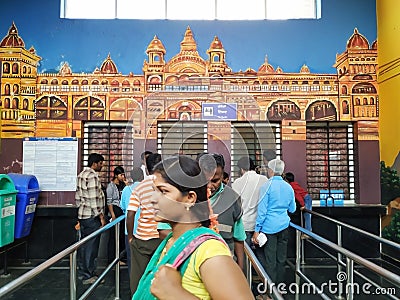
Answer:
23;137;78;191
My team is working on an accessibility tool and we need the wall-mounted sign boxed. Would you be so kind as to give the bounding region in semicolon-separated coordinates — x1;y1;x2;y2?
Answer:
23;137;78;191
202;103;237;121
319;189;345;206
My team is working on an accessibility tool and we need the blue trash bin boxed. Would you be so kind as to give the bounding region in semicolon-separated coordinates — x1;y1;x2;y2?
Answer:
7;173;40;239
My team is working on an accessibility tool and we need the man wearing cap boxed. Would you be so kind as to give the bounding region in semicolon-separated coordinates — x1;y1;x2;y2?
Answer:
252;159;296;284
232;156;268;267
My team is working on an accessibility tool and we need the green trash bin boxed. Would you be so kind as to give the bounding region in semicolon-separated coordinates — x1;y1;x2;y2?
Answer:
0;174;18;247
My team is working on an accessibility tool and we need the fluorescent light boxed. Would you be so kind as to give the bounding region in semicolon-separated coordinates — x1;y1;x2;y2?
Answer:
267;0;317;20
64;0;115;19
217;0;265;20
167;0;215;20
117;0;166;20
61;0;320;20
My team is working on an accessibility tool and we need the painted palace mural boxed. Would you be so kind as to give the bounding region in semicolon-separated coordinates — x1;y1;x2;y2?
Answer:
0;22;380;204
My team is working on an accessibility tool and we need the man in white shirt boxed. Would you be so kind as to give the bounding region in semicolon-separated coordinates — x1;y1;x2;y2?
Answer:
232;156;268;267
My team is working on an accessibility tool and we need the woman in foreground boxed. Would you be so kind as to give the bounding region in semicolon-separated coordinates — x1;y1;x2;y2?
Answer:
133;155;253;300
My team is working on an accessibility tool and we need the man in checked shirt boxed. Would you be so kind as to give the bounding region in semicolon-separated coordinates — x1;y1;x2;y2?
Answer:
75;153;107;285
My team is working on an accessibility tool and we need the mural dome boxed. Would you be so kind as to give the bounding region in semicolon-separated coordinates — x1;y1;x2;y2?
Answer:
0;22;25;48
180;26;198;53
29;46;37;54
59;62;72;75
276;66;283;73
100;54;118;74
258;56;275;73
245;67;257;74
371;39;377;50
146;35;166;54
300;64;310;73
209;36;224;50
166;26;206;73
346;28;369;50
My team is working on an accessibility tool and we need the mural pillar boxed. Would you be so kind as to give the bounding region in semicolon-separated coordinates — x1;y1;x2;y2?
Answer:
377;0;400;169
281;120;307;188
355;121;380;204
207;121;232;173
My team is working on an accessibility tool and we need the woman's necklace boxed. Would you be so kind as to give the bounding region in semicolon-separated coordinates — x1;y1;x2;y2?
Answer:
161;237;175;257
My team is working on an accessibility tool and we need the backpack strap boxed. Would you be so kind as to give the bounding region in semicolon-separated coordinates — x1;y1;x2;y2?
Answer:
172;233;225;276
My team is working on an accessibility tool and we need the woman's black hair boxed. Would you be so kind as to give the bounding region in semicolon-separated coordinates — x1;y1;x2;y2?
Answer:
153;155;210;227
112;166;125;180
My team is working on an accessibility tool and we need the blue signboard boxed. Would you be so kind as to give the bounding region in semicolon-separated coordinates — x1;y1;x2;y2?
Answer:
319;189;345;206
202;103;237;121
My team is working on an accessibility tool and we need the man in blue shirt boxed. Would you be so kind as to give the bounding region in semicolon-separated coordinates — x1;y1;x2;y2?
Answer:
252;158;296;284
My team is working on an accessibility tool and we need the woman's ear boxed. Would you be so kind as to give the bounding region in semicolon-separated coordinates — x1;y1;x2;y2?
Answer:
185;191;197;205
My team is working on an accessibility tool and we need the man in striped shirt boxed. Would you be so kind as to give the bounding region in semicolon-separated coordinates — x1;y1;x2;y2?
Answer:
75;153;106;285
126;153;171;295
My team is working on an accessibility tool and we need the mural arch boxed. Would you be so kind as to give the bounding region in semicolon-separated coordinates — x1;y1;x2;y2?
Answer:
165;75;178;85
3;62;10;73
267;100;301;121
11;98;19;109
13;84;19;94
35;95;67;119
166;100;201;120
74;96;105;120
4;84;10;95
23;98;29;110
352;82;376;94
109;98;142;120
148;75;162;84
4;98;10;108
305;100;337;121
12;63;18;74
342;100;350;115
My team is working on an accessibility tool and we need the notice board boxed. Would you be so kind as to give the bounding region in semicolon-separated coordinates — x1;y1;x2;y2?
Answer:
23;137;78;191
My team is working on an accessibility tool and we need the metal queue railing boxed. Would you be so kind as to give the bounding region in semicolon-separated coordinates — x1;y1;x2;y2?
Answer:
1;209;400;300
0;215;125;300
244;242;285;300
288;208;400;300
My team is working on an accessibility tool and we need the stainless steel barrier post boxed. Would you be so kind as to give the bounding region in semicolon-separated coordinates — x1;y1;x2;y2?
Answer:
296;229;301;273
337;224;345;299
70;250;77;300
115;222;120;300
245;253;252;286
346;257;354;300
300;210;305;264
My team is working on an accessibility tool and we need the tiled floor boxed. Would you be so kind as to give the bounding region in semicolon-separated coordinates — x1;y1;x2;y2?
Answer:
0;258;399;299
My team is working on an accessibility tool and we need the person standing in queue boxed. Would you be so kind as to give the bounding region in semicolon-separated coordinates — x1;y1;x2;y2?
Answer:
106;165;127;264
133;155;253;300
75;153;106;285
253;159;296;285
198;153;246;271
126;153;171;296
